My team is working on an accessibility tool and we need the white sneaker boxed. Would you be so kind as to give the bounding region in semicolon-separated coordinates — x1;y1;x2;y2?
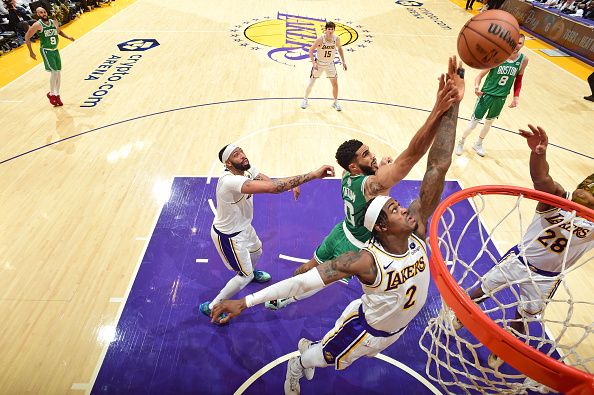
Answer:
300;98;308;109
455;140;465;156
284;357;303;395
332;101;342;111
488;352;504;370
472;142;486;157
298;338;315;380
265;298;290;310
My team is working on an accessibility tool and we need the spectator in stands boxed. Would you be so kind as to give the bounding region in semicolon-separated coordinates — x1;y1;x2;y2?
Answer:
584;72;594;102
3;0;29;44
583;0;594;18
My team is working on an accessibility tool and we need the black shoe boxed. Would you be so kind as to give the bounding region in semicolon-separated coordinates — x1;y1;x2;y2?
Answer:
584;95;594;102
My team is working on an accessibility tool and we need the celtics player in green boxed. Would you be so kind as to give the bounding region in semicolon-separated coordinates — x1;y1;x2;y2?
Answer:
265;72;462;310
455;34;529;157
25;7;75;107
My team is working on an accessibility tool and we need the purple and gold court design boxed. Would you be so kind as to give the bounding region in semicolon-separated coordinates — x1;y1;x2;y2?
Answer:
91;178;551;394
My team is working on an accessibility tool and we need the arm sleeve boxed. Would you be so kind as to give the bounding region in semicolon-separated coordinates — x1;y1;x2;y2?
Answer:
513;73;523;97
245;269;325;307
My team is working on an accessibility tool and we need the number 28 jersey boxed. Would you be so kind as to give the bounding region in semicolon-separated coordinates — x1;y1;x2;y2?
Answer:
521;193;594;273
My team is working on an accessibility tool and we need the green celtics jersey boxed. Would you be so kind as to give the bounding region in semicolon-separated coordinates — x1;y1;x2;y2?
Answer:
39;19;58;50
481;53;524;97
342;172;371;244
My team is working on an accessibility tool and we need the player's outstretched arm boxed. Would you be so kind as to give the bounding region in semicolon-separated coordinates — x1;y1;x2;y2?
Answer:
408;56;464;238
241;165;334;195
519;124;565;198
211;251;375;324
365;60;461;197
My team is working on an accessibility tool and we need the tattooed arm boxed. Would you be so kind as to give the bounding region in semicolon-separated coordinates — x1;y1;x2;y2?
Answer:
364;70;460;199
211;251;376;324
241;165;335;194
408;56;464;239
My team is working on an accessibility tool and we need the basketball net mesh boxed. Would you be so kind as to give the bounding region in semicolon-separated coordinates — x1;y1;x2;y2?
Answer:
419;190;594;395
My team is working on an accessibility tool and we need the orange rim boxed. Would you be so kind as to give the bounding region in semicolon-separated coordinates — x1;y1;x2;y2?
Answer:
428;185;594;394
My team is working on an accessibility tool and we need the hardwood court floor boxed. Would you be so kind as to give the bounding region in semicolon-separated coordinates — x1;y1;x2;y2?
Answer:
0;0;592;393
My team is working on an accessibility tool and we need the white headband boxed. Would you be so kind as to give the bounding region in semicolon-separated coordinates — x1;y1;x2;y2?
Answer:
221;144;238;163
364;195;392;231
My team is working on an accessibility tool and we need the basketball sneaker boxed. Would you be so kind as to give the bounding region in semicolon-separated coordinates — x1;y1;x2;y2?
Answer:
300;98;308;109
46;92;57;106
487;352;504;370
298;338;315;380
332;101;342;111
455;140;465;156
252;270;271;283
284;357;304;395
584;95;594;102
54;95;64;106
472;141;486;157
199;301;212;317
265;298;290;310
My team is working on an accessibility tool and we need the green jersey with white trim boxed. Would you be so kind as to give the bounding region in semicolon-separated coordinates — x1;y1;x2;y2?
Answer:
39;19;59;50
481;53;524;97
342;172;371;244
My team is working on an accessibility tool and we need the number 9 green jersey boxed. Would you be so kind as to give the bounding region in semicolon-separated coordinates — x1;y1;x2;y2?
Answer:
39;19;59;50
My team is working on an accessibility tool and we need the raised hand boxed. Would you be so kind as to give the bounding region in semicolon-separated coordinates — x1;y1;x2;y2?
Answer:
446;55;465;102
433;75;458;115
313;165;335;179
519;124;548;155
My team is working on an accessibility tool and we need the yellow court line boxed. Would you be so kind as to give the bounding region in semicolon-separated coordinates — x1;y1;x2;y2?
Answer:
449;0;593;80
0;0;136;88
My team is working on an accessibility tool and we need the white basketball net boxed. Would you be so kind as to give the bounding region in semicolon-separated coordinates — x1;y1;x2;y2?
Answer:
419;192;594;395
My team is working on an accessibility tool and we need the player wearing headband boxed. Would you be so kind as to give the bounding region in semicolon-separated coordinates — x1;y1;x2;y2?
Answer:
211;56;465;394
198;144;335;322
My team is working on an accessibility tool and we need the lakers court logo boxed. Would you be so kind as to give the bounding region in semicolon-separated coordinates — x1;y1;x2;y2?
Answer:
231;13;373;67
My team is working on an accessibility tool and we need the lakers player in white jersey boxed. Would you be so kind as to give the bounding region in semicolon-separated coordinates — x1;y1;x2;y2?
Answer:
454;125;594;368
199;144;334;322
211;56;465;394
300;21;347;111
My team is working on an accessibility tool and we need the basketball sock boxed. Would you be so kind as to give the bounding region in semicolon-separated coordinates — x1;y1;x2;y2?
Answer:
461;118;479;139
478;119;494;140
209;273;254;310
49;72;58;95
304;78;316;98
299;342;328;369
54;71;61;95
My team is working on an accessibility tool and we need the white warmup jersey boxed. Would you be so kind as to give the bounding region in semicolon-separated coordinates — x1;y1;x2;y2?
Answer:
317;34;337;65
212;167;259;234
520;193;594;274
361;233;430;333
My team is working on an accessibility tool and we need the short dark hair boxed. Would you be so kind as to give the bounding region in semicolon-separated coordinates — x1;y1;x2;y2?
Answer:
218;144;230;163
362;197;388;237
325;21;335;30
577;173;594;193
335;139;363;171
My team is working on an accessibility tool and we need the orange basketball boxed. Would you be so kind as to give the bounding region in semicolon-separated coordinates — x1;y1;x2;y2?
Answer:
457;10;521;69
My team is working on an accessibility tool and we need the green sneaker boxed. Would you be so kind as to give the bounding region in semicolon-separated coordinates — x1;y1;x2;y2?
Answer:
252;270;271;283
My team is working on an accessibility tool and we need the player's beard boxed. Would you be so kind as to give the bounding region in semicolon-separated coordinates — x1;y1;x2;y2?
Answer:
359;163;375;176
232;161;251;171
41;15;49;22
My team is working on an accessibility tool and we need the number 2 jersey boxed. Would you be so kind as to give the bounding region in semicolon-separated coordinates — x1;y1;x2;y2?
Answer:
520;193;594;274
360;233;430;333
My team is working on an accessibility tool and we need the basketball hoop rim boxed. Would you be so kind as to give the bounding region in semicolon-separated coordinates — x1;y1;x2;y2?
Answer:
428;185;594;395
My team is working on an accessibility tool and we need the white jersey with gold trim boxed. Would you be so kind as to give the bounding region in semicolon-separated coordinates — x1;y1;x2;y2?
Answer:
360;233;430;333
317;34;337;66
212;167;259;234
520;193;594;273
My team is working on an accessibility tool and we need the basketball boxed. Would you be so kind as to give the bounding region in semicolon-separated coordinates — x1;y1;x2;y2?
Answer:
457;10;521;69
